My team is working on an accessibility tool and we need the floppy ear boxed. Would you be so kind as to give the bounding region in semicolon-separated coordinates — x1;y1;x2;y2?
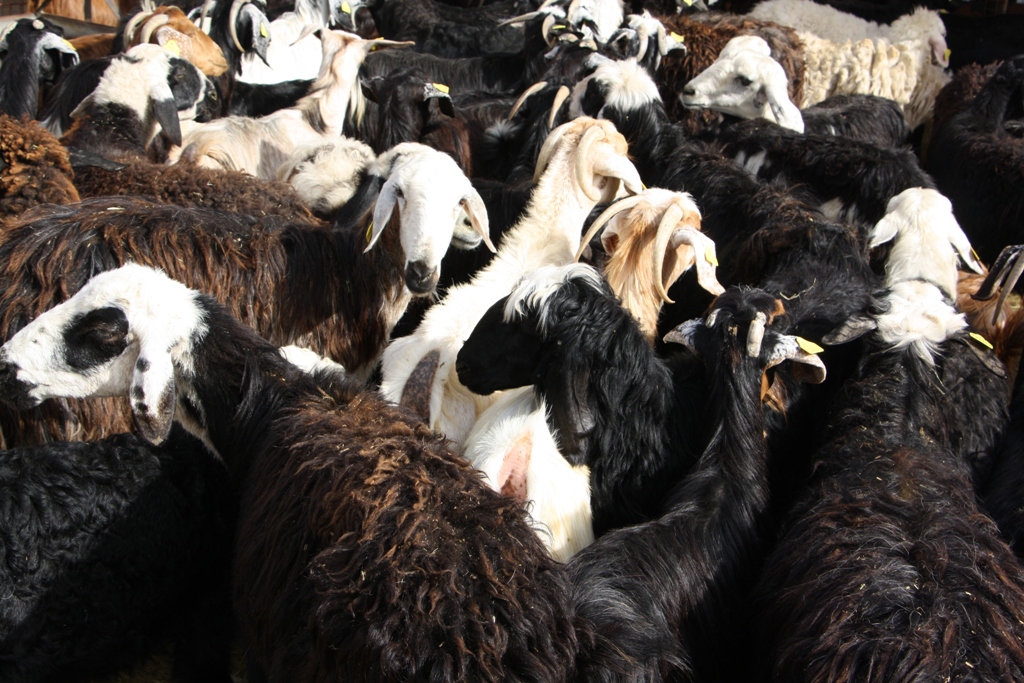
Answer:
869;212;901;249
130;338;177;445
766;335;827;384
424;83;455;117
460;189;496;253
366;178;399;252
763;79;803;133
149;77;182;147
822;314;877;345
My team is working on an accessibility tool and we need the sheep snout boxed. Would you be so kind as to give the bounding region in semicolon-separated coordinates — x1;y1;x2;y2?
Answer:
405;261;439;294
0;358;38;410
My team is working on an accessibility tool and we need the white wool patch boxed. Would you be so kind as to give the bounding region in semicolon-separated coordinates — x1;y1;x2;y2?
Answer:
278;138;375;213
279;345;347;377
85;44;173;125
1;264;207;405
874;280;966;364
503;263;604;334
569;58;662;119
463;387;594;562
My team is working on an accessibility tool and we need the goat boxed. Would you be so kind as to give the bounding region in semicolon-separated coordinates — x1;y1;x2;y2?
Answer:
120;5;230;77
67;32;115;61
379;117;642;449
0;115;79;220
926;55;1024;265
0;142;490;446
0;262;580;682
169;29;412;179
0;425;235;683
0;18;78;120
753;277;1024;682
567;285;825;683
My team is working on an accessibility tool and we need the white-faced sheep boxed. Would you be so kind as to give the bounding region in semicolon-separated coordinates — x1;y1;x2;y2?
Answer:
0;263;581;682
169;29;412;179
0;142;489;446
379;117;642;449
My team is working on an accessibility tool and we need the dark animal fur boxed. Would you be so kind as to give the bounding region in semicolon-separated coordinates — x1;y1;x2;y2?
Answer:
0;115;79;220
800;94;911;148
0;18;75;121
0;425;235;683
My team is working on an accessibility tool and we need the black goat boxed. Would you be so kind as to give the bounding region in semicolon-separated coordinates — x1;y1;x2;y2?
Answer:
0;18;77;121
566;285;824;683
456;262;710;535
754;280;1024;682
927;55;1024;265
0;425;235;683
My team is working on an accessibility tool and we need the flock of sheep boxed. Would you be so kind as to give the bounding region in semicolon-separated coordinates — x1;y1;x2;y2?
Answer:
0;0;1022;680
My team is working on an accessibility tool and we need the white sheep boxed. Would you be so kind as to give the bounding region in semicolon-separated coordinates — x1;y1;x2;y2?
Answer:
277;136;376;215
379;117;642;448
168;29;411;178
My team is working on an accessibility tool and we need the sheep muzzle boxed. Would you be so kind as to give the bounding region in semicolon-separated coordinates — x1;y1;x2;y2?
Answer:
405;261;439;295
0;358;38;410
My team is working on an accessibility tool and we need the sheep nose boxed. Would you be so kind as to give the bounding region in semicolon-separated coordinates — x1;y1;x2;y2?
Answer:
0;358;36;410
682;86;696;97
405;261;439;295
455;356;471;384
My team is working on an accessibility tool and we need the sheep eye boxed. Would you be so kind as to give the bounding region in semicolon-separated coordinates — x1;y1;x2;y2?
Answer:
735;75;753;87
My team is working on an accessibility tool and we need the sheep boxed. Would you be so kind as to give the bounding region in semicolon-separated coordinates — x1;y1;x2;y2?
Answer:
931;61;1000;141
0;142;490;446
120;5;230;77
37;56;118;138
457;190;724;557
0;17;78;120
747;0;949;66
276;136;376;217
566;285;826;683
752;278;1024;683
57;44;219;157
379;117;643;449
169;29;413;179
0;114;80;220
0;262;581;682
0;424;236;683
926;56;1024;265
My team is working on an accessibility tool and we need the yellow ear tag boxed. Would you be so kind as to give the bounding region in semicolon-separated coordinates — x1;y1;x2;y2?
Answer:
683;0;694;5
432;83;450;94
704;245;719;267
62;38;75;51
971;247;981;263
551;24;566;30
943;48;951;62
260;22;268;38
795;337;824;355
670;32;685;44
365;221;374;243
641;182;647;190
164;39;181;56
342;1;351;13
970;332;994;350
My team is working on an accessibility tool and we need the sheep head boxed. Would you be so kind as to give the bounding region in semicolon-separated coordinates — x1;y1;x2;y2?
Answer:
0;264;207;445
0;18;79;120
229;0;272;65
681;35;804;134
576;188;723;342
533;117;642;204
869;188;983;299
365;143;493;296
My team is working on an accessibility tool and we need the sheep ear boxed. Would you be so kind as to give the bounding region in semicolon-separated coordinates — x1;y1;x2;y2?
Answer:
360;77;382;103
365;179;398;252
822;315;877;345
662;319;704;353
669;228;725;296
945;223;984;274
869;213;900;249
148;76;182;147
424;83;455;117
766;335;827;384
495;431;532;503
130;340;177;445
461;190;496;253
763;80;804;133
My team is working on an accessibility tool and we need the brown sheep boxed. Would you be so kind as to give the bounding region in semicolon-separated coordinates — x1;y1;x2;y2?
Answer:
0;114;79;221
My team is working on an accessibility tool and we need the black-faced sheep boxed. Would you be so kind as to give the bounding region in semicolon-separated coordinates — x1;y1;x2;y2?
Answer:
0;18;78;121
0;263;581;682
0;142;489;446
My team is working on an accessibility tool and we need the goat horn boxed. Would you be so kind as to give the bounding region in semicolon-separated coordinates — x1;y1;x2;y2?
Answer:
635;21;649;60
575;124;608;203
123;10;153;46
994;251;1024;327
507;81;548;122
747;312;767;357
574;194;645;262
662;318;702;350
705;309;719;329
533;121;568;183
548;84;570;129
542;13;559;46
652;202;685;304
498;10;540;26
140;13;171;45
229;0;253;53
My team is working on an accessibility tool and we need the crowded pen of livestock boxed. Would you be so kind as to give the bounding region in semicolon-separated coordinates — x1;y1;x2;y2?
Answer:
0;0;1023;679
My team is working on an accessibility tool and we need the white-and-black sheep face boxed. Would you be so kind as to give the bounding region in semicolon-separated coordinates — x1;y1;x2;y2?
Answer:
366;144;493;295
233;0;272;66
455;263;604;394
76;44;216;147
568;58;661;121
0;18;78;119
0;264;207;445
